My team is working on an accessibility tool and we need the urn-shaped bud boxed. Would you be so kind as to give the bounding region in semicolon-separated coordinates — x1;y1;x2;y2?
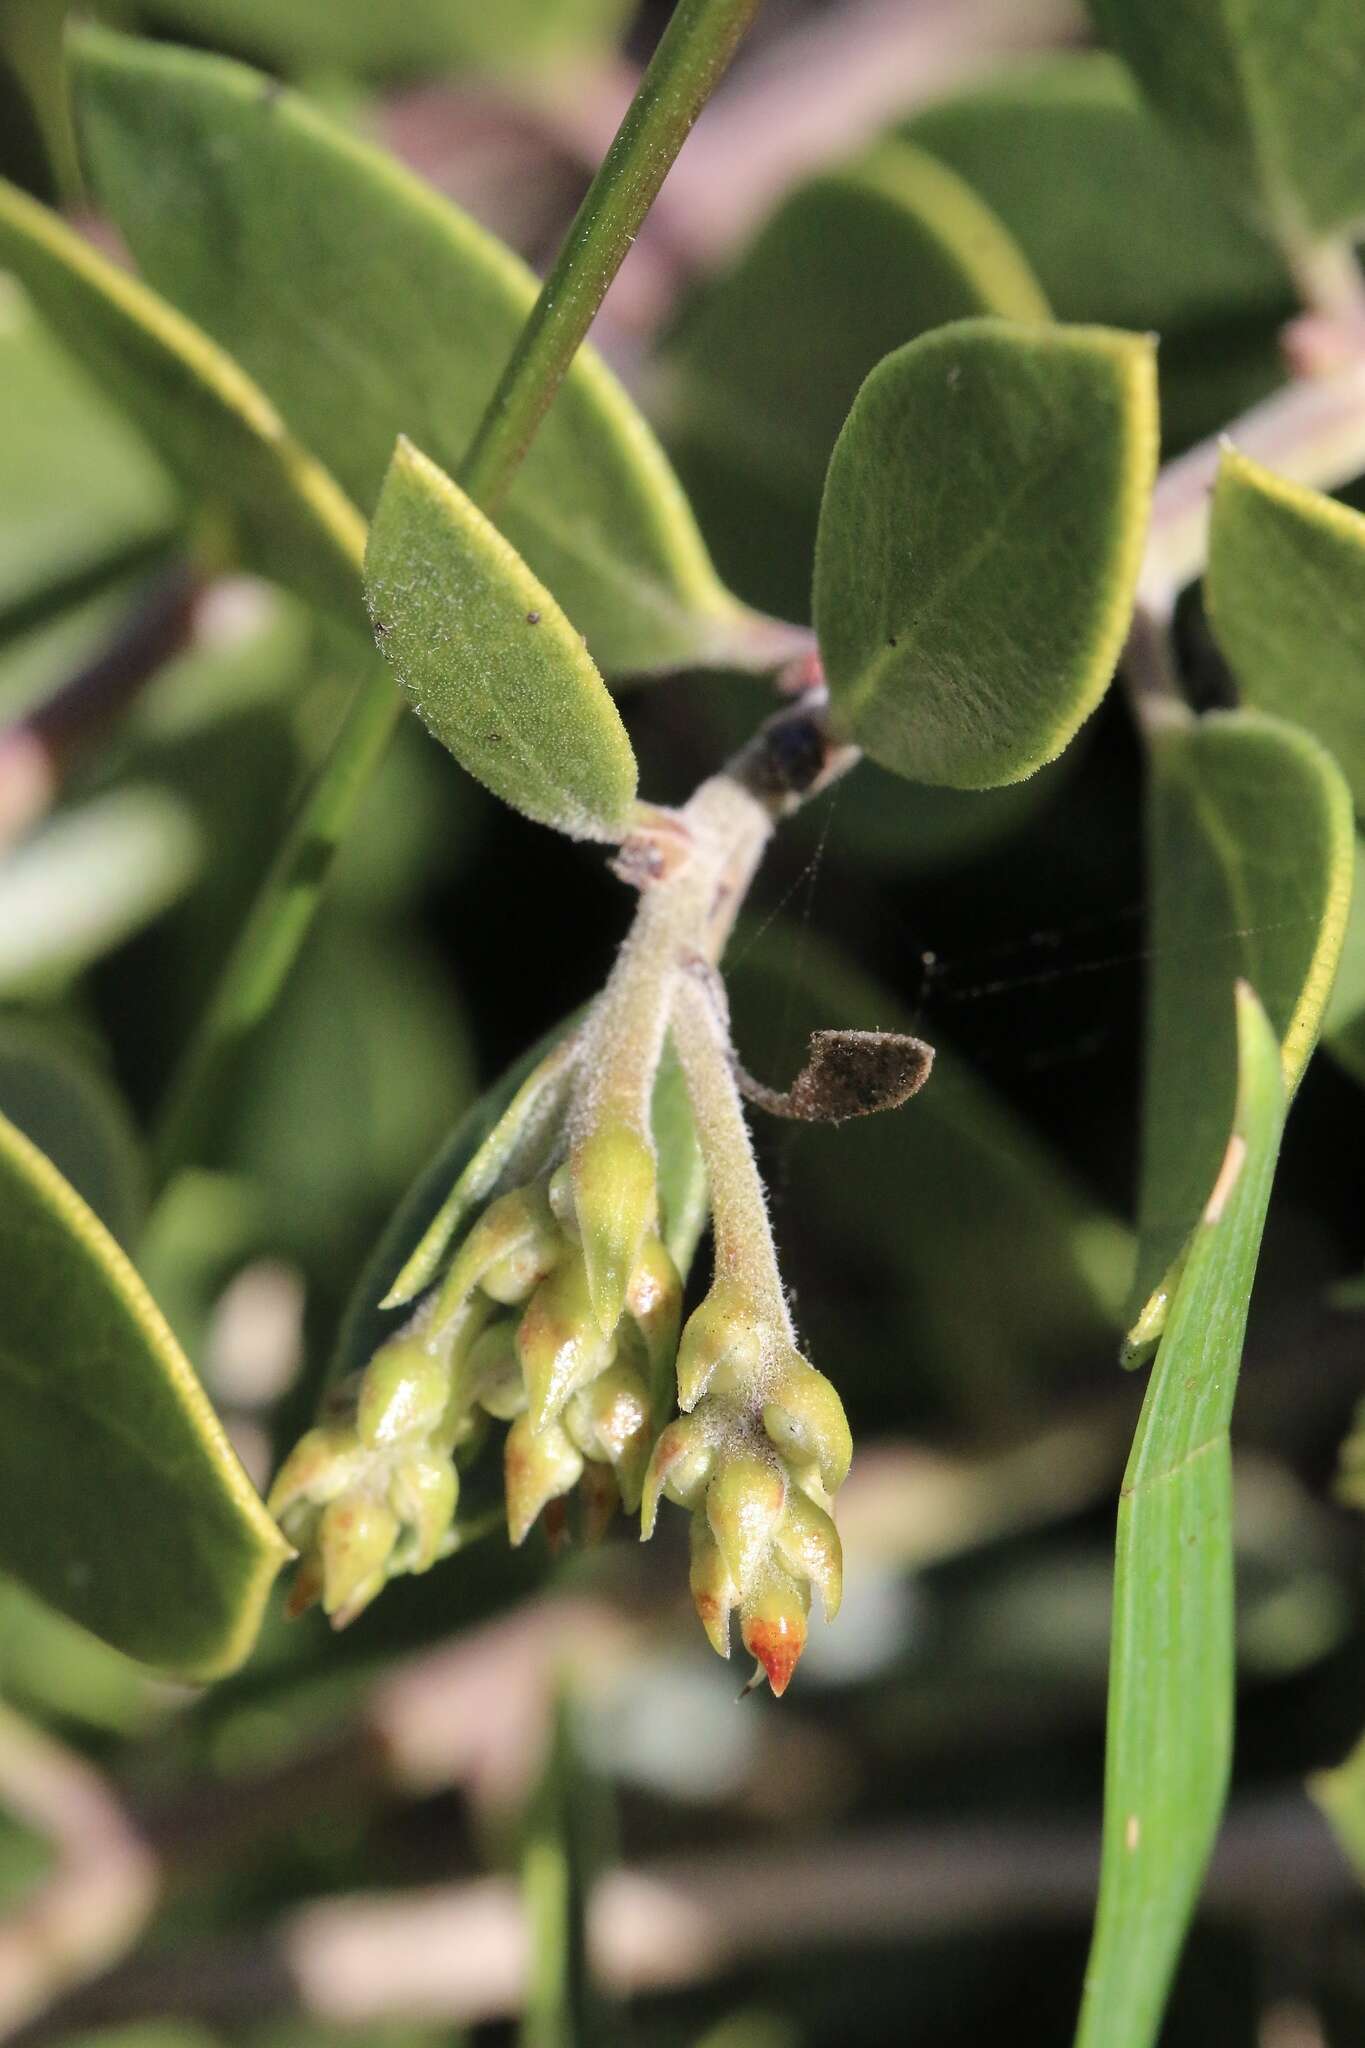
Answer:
318;1494;401;1628
762;1352;853;1493
356;1333;452;1450
517;1250;615;1432
571;1121;657;1335
740;1567;810;1698
705;1445;787;1595
675;1281;764;1410
505;1410;585;1545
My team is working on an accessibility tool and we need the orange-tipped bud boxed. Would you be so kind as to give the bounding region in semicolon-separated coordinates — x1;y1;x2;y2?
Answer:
504;1411;584;1546
705;1447;786;1596
675;1284;764;1410
357;1333;451;1450
389;1454;458;1573
318;1494;400;1629
516;1252;614;1432
571;1122;657;1336
689;1516;737;1657
762;1354;853;1492
773;1484;843;1620
641;1411;716;1536
740;1568;810;1697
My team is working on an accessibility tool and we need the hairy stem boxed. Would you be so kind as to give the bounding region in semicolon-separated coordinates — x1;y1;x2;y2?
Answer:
147;1;764;1201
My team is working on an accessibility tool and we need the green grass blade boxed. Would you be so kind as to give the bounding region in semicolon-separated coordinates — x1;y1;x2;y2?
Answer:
1076;981;1287;2047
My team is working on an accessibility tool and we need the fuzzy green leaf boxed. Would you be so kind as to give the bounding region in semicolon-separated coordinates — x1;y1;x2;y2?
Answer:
901;53;1289;334
72;26;782;678
664;143;1048;603
1077;982;1286;2048
814;319;1158;789
1130;709;1354;1336
0;179;365;616
0;1108;289;1675
1208;450;1365;811
1088;0;1365;242
365;438;638;840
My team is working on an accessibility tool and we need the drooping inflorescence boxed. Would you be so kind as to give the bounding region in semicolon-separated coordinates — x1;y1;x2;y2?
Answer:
271;763;905;1692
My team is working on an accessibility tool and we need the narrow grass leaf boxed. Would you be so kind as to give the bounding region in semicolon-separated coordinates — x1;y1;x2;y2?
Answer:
814;318;1158;788
1077;983;1286;2048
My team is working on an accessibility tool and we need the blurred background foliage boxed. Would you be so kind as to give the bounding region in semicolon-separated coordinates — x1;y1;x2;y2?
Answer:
0;2;1363;2045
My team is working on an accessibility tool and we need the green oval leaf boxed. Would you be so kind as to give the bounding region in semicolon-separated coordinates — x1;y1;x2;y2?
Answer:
1077;981;1286;2048
72;25;784;678
902;53;1289;335
365;438;638;840
1325;835;1365;1085
663;143;1048;612
1088;0;1365;243
1208;449;1365;811
1129;708;1354;1334
0;1107;289;1675
814;318;1158;789
0;179;365;617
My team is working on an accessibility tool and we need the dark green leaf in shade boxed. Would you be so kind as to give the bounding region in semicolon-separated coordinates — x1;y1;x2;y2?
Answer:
0;1020;144;1245
1087;0;1365;244
901;53;1289;334
1310;1727;1365;1883
364;438;638;841
0;281;176;626
662;142;1049;611
1129;709;1353;1338
1076;982;1286;2048
814;318;1158;789
1208;450;1365;811
0;179;366;616
72;27;779;677
0;1108;289;1675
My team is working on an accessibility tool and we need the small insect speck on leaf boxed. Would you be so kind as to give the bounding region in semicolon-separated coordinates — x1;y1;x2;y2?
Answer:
525;611;541;625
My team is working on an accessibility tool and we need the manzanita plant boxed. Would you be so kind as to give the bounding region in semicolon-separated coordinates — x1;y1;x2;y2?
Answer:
3;1;1365;2042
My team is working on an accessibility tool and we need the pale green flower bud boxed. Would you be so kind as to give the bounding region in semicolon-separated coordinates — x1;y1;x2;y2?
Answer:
739;1566;810;1698
318;1494;401;1629
762;1353;853;1492
434;1183;562;1324
705;1445;787;1596
625;1233;683;1406
505;1411;584;1546
571;1121;657;1336
462;1318;526;1421
389;1455;459;1573
516;1250;614;1432
356;1333;452;1450
772;1483;843;1620
675;1282;764;1410
641;1411;717;1536
563;1357;653;1511
689;1515;737;1658
268;1421;367;1530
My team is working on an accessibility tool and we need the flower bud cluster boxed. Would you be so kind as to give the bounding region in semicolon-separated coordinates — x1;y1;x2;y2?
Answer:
270;1115;681;1628
642;1279;851;1695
